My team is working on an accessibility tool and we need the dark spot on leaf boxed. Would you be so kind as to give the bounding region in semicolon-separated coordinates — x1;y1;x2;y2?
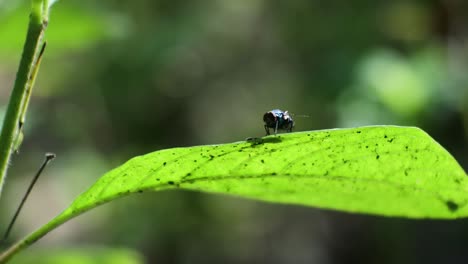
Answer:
365;145;369;149
262;137;282;144
193;160;197;162
238;149;243;152
163;162;167;166
384;135;388;138
356;131;361;134
446;201;459;212
324;171;329;176
261;159;265;163
209;155;214;159
138;190;143;193
307;134;311;136
376;155;380;160
271;172;277;176
455;179;461;184
302;163;306;166
186;173;191;177
405;145;409;150
388;138;394;143
168;181;175;185
156;178;160;181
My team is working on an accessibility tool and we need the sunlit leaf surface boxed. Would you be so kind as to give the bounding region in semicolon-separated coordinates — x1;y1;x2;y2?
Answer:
59;126;468;220
3;126;468;262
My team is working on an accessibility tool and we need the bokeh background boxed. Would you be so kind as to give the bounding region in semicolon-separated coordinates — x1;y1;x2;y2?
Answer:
1;0;468;263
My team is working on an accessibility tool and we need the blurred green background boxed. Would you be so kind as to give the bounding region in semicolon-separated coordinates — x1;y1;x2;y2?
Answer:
1;0;468;263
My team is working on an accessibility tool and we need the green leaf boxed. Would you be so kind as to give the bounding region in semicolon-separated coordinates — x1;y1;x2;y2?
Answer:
70;124;468;219
65;125;467;220
1;126;467;262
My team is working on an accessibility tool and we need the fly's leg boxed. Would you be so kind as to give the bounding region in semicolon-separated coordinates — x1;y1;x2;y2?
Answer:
274;121;279;135
264;125;270;136
287;123;293;133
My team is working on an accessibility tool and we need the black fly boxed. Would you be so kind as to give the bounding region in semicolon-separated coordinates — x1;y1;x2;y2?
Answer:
263;109;294;135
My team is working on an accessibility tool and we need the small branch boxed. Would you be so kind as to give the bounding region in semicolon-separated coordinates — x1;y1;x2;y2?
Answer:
19;42;47;131
0;199;90;263
0;153;55;244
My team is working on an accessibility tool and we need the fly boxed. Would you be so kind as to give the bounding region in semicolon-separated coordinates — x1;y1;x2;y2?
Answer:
263;109;294;136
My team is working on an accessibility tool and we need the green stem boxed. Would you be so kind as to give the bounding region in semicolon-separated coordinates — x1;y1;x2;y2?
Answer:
0;210;71;263
0;198;98;263
0;1;48;196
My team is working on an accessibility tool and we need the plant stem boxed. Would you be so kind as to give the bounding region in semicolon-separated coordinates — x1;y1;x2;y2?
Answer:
0;197;96;263
1;153;55;244
0;0;48;197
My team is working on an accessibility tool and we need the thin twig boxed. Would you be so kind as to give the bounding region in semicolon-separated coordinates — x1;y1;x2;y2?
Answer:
0;153;55;245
